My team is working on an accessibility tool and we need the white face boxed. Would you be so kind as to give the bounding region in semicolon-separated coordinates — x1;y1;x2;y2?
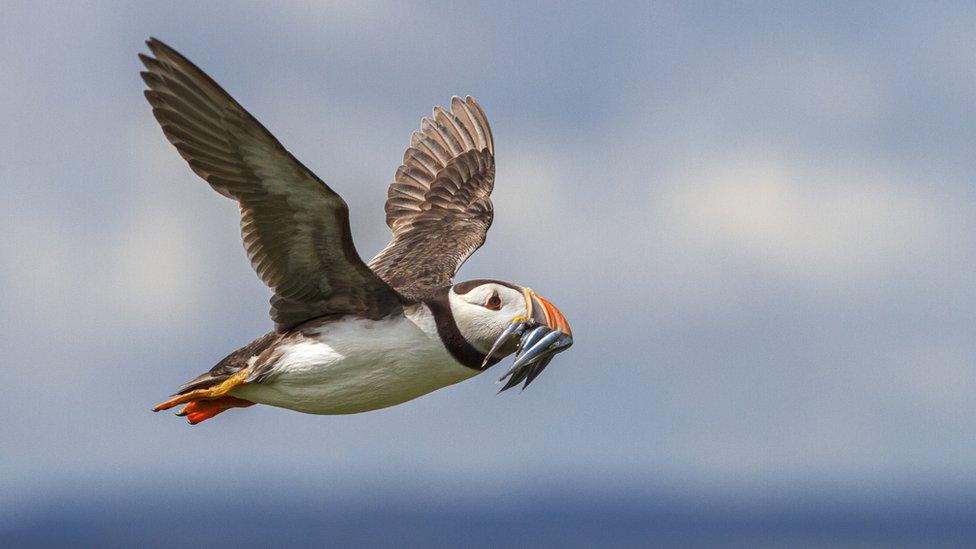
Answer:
448;282;528;354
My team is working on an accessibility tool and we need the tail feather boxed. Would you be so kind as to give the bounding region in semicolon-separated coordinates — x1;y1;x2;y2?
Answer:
155;331;279;424
177;370;230;394
177;331;281;394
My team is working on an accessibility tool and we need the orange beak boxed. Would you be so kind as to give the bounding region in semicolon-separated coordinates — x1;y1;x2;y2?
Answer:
529;290;572;336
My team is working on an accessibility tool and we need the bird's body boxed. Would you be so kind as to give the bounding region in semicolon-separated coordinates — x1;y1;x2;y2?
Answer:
139;38;573;424
231;306;475;415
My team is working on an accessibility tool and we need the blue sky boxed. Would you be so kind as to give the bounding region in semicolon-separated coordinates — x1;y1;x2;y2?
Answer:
2;1;976;544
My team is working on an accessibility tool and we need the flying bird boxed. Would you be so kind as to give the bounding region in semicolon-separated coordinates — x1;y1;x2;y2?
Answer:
139;38;573;424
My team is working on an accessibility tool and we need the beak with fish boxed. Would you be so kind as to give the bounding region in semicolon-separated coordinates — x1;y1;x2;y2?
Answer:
483;288;574;392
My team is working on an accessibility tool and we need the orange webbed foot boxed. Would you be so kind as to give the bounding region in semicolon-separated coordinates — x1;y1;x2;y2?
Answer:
178;396;255;424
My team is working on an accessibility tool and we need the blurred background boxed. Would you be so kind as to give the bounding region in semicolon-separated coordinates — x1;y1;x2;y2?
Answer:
2;1;975;546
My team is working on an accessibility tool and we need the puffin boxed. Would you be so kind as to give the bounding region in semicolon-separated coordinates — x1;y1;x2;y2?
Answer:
139;39;573;425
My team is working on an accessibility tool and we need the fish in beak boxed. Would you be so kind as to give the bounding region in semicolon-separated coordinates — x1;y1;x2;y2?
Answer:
485;288;573;392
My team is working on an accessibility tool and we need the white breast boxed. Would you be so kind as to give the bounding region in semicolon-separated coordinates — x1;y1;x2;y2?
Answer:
231;306;480;414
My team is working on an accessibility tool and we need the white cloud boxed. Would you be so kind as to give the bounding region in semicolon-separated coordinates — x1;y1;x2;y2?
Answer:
0;208;74;308
658;152;940;284
105;207;206;323
273;0;416;29
96;122;235;326
491;141;571;230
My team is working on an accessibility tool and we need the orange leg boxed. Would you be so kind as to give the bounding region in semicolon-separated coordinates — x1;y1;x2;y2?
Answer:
177;396;254;424
152;368;249;412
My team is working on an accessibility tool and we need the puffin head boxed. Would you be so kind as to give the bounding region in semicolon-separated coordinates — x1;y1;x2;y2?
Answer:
448;279;573;390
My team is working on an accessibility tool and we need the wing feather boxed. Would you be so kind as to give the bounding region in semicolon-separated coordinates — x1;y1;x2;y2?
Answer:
369;97;495;299
140;38;401;331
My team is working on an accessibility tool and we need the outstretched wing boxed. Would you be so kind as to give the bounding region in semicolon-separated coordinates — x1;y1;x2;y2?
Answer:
369;96;495;299
139;38;402;332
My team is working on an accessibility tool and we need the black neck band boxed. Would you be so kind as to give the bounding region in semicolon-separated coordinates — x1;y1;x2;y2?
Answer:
424;289;500;371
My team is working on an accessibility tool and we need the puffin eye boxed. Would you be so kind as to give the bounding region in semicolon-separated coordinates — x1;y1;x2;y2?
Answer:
485;291;502;310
